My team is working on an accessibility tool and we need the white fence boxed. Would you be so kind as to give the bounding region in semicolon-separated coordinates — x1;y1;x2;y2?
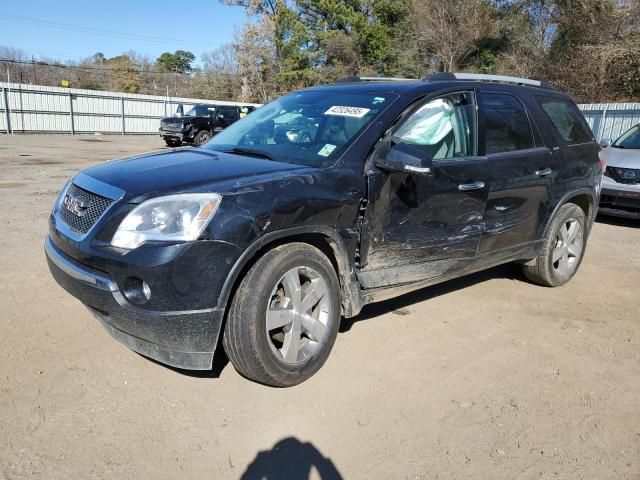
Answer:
1;82;638;140
0;82;260;135
579;103;640;142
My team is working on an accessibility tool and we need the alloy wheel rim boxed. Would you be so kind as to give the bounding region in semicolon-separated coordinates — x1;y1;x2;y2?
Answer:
552;218;583;276
265;266;330;365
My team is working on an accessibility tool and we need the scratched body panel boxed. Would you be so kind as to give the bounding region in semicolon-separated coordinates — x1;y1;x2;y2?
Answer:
358;156;489;289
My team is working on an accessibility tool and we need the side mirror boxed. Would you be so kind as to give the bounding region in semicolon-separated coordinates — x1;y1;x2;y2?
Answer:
374;143;433;175
599;138;612;148
216;113;225;121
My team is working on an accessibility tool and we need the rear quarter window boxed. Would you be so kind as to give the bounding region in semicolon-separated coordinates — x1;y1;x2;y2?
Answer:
536;96;593;145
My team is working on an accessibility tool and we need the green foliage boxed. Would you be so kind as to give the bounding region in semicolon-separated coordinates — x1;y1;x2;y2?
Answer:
105;55;140;93
156;50;196;74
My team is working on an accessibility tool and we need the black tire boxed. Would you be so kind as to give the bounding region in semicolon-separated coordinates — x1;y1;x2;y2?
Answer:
222;243;341;387
522;203;587;287
193;130;211;147
164;138;181;147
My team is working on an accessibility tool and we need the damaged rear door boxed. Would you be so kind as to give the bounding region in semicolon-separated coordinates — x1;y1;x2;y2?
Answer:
357;91;489;289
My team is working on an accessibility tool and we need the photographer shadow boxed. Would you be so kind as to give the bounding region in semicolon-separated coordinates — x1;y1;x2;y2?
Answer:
240;437;342;480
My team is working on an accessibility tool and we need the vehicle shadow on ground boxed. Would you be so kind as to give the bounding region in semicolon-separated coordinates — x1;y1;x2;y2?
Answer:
240;437;343;480
595;214;639;228
341;262;523;332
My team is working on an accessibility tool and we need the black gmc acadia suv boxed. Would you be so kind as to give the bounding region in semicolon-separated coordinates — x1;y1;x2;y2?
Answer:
46;73;603;386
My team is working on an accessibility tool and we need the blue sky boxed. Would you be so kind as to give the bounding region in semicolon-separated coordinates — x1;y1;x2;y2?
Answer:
0;0;250;65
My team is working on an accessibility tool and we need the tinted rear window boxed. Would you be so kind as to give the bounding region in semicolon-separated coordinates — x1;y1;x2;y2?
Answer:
536;97;593;145
481;93;535;154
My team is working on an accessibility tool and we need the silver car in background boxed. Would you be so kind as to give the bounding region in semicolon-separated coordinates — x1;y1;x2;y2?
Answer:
599;124;640;219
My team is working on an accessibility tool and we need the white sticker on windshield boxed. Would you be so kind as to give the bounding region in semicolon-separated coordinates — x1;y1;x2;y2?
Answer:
318;144;337;157
325;106;371;118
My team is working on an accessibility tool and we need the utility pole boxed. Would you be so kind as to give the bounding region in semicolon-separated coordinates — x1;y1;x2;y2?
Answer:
174;66;178;97
31;56;37;84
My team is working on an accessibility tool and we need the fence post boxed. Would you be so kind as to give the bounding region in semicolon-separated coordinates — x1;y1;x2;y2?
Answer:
2;87;10;134
598;106;609;141
68;92;75;134
121;97;126;135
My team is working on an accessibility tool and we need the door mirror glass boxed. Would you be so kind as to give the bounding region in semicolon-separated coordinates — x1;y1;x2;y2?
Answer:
599;138;612;148
375;143;433;175
216;113;225;121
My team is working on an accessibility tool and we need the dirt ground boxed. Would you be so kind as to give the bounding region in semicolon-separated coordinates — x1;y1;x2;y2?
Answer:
0;134;638;480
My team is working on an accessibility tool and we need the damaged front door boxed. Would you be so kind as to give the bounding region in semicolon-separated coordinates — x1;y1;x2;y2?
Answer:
358;91;489;289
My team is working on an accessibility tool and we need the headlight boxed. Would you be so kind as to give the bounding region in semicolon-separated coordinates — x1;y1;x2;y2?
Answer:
111;193;221;250
286;131;298;141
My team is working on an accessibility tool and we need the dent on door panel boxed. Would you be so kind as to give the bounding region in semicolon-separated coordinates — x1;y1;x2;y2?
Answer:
357;167;487;289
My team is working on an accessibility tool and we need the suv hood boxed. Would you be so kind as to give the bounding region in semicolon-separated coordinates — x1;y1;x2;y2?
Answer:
162;116;203;123
601;147;640;168
80;148;306;200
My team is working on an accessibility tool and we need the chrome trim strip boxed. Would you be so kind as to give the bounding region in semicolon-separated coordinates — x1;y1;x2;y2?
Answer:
452;73;542;87
404;165;431;174
44;236;118;292
73;172;126;201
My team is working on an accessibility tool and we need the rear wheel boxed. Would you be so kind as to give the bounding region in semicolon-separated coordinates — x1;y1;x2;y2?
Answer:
193;130;211;146
164;138;181;147
222;243;341;387
522;203;587;286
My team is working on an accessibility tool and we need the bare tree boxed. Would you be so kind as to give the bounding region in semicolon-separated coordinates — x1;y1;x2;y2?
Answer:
232;15;279;102
410;0;498;72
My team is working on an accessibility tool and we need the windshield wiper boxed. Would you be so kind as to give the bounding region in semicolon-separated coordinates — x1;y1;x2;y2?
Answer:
220;147;276;161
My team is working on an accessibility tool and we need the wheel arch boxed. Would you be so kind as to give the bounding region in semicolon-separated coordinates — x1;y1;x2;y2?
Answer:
217;227;364;318
543;189;596;238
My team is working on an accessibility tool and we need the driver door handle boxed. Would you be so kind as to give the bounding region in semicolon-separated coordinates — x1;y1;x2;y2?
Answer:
458;181;485;191
536;168;553;177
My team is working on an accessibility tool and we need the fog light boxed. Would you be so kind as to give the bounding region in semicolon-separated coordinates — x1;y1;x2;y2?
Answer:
122;277;151;305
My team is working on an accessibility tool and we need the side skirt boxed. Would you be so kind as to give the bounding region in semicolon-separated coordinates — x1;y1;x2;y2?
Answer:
360;240;543;305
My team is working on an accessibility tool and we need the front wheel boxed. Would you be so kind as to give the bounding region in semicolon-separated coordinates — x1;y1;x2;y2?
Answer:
223;243;341;387
522;203;587;287
192;130;211;146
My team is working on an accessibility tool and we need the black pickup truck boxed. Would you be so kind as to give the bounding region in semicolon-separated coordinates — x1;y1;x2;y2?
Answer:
159;104;255;147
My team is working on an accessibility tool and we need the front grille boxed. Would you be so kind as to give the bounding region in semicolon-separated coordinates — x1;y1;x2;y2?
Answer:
605;166;640;184
161;120;182;130
600;194;640;210
58;183;113;234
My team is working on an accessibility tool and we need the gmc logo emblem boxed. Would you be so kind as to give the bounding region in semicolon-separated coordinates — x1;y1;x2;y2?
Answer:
63;193;89;216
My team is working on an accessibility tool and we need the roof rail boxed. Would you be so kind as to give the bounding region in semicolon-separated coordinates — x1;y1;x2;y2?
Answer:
335;76;418;83
425;72;553;89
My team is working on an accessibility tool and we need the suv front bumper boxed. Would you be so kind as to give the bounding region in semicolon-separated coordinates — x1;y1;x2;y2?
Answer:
44;236;225;369
159;128;185;141
599;176;640;219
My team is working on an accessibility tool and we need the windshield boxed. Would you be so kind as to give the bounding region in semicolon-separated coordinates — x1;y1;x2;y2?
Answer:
613;125;640;149
204;91;395;166
183;105;214;117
